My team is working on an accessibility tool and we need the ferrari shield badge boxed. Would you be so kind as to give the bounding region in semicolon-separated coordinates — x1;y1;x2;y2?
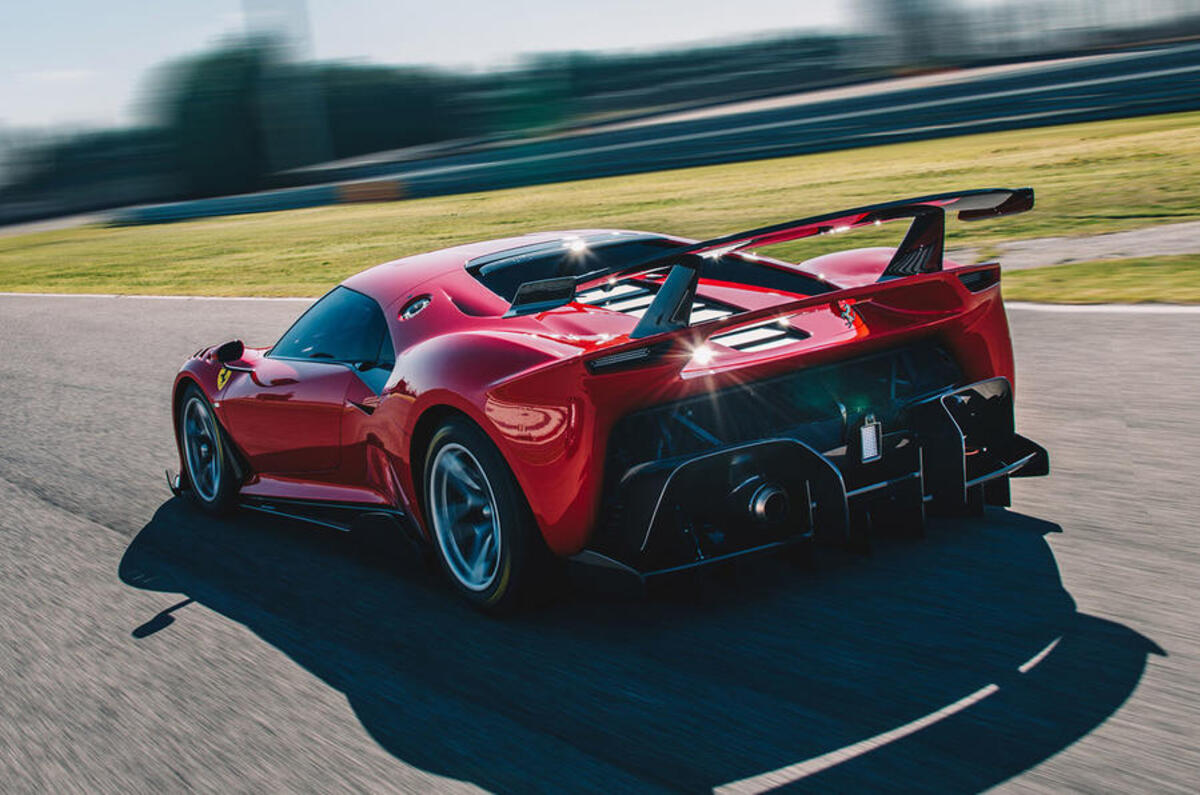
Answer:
216;367;231;389
837;301;857;329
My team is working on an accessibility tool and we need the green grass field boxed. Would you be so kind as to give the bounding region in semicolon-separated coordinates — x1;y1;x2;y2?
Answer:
1;111;1198;298
1002;255;1200;304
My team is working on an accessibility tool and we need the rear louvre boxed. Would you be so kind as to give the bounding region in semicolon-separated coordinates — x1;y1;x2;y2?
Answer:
710;321;810;352
575;282;734;322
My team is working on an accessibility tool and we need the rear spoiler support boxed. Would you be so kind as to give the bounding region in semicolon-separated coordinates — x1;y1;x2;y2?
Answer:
878;204;944;279
631;254;701;339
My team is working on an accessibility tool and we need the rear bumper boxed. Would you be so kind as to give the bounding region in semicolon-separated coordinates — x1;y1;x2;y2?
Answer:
573;377;1047;579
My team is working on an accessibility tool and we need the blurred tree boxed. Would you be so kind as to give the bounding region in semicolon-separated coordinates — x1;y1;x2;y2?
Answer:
155;38;278;198
150;38;485;195
0;127;176;217
315;64;473;158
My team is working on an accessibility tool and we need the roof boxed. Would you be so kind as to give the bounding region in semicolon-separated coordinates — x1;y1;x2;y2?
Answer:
341;229;684;307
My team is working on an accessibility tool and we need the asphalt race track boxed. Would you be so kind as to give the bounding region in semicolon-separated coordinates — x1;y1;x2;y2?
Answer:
1;293;1198;792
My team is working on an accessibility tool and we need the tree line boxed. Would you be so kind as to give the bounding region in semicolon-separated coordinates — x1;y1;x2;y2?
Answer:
0;34;860;221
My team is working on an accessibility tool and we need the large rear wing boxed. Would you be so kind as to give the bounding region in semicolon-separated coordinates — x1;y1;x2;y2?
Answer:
624;187;1033;338
507;188;1033;335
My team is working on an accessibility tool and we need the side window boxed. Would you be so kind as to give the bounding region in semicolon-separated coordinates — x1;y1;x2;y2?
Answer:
271;287;392;368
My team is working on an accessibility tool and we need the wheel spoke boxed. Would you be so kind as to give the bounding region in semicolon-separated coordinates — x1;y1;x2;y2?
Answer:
470;533;496;580
183;396;222;503
429;441;501;592
443;453;484;493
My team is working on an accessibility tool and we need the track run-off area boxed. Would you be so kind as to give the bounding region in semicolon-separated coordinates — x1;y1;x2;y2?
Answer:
1;293;1198;792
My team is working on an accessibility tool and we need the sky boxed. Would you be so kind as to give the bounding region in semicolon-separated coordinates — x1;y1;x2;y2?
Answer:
0;0;850;131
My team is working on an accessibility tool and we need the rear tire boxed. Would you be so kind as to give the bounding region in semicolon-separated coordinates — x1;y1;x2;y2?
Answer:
177;383;239;514
423;417;543;612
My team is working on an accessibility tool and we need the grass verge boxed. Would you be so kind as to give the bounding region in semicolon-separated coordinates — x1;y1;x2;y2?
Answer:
1;111;1199;296
1002;255;1200;304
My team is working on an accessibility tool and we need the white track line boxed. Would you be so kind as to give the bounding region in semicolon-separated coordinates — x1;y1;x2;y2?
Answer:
1018;637;1062;674
714;684;1001;794
715;634;1064;793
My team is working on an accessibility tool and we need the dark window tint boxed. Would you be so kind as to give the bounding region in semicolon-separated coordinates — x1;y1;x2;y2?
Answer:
467;235;832;302
271;287;393;366
469;237;681;301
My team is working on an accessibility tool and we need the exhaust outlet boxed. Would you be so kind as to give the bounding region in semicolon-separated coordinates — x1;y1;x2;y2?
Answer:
749;483;789;523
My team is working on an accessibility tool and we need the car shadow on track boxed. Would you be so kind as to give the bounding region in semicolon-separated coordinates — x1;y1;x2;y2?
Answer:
119;499;1161;793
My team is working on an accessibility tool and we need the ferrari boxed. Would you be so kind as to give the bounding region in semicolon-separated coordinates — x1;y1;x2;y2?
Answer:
171;188;1049;610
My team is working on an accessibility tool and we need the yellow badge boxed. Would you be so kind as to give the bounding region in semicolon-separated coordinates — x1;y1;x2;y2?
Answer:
217;367;231;389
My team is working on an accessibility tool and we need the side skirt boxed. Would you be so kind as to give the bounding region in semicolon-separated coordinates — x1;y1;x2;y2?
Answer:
168;467;422;542
240;495;410;534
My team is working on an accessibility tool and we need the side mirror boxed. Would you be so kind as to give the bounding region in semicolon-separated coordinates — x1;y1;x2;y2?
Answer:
215;339;245;363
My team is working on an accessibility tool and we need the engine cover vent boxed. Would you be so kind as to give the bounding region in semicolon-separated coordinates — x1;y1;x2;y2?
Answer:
711;320;810;352
576;282;734;322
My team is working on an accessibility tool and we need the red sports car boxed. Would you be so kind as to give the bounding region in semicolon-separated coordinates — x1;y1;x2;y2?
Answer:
171;189;1048;610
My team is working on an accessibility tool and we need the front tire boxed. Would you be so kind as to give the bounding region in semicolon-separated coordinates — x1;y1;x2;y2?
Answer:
177;383;238;514
423;417;542;612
